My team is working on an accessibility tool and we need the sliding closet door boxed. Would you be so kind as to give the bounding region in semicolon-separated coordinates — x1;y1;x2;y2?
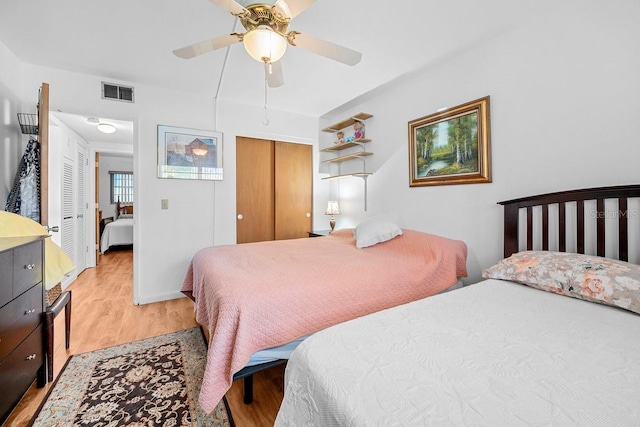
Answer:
274;142;312;240
236;137;275;243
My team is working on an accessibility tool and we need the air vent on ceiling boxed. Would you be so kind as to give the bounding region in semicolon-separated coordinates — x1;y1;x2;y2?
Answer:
101;82;135;103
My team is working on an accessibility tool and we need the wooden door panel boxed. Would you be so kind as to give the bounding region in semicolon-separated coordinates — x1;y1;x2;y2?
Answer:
274;142;312;240
38;83;49;226
236;137;275;244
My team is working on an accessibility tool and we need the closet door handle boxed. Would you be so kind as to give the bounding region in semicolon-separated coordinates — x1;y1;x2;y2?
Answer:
237;214;243;220
77;214;84;219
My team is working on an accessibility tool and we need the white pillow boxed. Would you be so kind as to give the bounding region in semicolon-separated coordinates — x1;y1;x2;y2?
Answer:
354;217;403;249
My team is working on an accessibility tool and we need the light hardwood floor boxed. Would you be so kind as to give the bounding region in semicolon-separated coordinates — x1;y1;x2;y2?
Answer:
4;248;284;426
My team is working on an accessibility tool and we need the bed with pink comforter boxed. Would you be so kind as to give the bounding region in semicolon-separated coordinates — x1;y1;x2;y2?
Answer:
181;228;467;412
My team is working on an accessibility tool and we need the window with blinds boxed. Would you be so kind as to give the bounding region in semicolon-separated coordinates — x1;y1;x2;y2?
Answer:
110;171;134;204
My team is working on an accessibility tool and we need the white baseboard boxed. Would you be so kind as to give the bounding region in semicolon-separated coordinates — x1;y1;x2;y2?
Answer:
135;290;188;305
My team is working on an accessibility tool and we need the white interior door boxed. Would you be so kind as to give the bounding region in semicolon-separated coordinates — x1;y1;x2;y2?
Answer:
76;143;88;272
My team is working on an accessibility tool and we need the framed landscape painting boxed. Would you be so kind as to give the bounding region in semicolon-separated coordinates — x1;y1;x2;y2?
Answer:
408;96;491;187
157;125;223;180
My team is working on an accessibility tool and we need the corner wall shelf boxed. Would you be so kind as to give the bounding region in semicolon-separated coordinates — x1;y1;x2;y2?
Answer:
322;151;372;164
321;113;373;133
320;139;371;152
321;172;372;180
320;113;374;210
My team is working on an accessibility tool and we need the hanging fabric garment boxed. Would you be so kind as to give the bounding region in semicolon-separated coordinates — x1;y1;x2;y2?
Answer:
5;137;40;222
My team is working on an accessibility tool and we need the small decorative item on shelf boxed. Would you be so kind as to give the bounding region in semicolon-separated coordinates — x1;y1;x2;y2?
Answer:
344;135;355;142
335;131;345;144
325;201;340;231
353;120;365;139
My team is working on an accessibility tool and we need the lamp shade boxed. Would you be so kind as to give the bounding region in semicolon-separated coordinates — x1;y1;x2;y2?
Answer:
325;201;340;216
243;26;287;63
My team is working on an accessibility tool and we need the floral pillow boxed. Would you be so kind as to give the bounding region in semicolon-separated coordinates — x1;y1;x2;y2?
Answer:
483;251;640;315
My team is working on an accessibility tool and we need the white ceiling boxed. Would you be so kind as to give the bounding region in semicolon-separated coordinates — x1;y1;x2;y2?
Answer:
52;112;135;147
0;0;563;145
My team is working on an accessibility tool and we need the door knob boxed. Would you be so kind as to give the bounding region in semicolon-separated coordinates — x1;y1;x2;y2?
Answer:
44;225;59;232
237;214;243;220
306;212;311;217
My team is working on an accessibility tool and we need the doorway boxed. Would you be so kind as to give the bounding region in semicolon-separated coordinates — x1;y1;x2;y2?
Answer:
50;112;134;281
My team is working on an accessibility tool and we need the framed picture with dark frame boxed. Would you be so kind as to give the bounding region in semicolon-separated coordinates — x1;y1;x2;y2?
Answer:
157;125;223;180
408;96;491;187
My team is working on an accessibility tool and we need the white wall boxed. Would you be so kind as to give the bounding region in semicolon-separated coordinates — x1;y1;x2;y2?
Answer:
0;40;27;205
98;154;133;218
0;80;23;205
320;0;640;283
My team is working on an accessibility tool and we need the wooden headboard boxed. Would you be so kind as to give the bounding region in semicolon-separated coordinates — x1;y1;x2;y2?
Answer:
499;185;640;261
115;200;133;218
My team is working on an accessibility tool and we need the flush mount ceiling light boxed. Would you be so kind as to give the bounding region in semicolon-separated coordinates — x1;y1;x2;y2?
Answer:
97;123;116;134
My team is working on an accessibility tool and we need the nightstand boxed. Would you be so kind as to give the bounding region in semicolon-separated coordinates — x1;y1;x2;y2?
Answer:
308;230;332;237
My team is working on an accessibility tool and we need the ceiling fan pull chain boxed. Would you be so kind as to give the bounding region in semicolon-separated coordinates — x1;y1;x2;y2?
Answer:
263;76;270;126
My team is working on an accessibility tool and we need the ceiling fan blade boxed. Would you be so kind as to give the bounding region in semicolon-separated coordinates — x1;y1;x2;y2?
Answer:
265;61;285;88
273;0;316;19
291;33;362;66
208;0;248;16
173;34;241;59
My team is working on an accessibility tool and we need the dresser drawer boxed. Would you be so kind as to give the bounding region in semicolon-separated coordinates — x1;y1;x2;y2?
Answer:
0;284;43;362
13;240;43;297
0;249;12;308
0;324;44;424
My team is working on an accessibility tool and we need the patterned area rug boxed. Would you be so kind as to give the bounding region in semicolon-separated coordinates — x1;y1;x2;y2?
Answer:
30;327;234;427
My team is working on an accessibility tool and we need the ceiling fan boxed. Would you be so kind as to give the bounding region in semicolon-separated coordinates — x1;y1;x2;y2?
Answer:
173;0;362;88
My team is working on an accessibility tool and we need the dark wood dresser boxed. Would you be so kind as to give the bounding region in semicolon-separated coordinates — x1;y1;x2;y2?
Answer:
0;236;47;424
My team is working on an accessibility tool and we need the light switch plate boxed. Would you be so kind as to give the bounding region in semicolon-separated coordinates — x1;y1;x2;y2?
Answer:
161;199;169;209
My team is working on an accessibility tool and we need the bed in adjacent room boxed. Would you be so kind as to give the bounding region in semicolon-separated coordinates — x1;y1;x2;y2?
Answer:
275;184;640;426
100;217;134;253
100;202;134;253
181;219;468;413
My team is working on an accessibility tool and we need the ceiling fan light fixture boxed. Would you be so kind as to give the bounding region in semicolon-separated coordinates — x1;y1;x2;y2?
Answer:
243;26;287;63
97;123;116;134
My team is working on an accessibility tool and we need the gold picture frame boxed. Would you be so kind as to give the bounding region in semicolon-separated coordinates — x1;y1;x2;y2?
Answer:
408;96;491;187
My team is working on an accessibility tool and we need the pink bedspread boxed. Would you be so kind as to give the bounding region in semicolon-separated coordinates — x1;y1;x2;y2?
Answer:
181;228;467;412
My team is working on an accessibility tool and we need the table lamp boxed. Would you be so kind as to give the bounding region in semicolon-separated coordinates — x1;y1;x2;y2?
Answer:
325;201;340;231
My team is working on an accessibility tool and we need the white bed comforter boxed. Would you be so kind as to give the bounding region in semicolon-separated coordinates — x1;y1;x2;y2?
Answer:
276;279;640;426
100;218;134;253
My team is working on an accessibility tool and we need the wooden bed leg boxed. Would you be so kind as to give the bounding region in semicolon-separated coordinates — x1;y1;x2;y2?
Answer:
243;374;254;404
